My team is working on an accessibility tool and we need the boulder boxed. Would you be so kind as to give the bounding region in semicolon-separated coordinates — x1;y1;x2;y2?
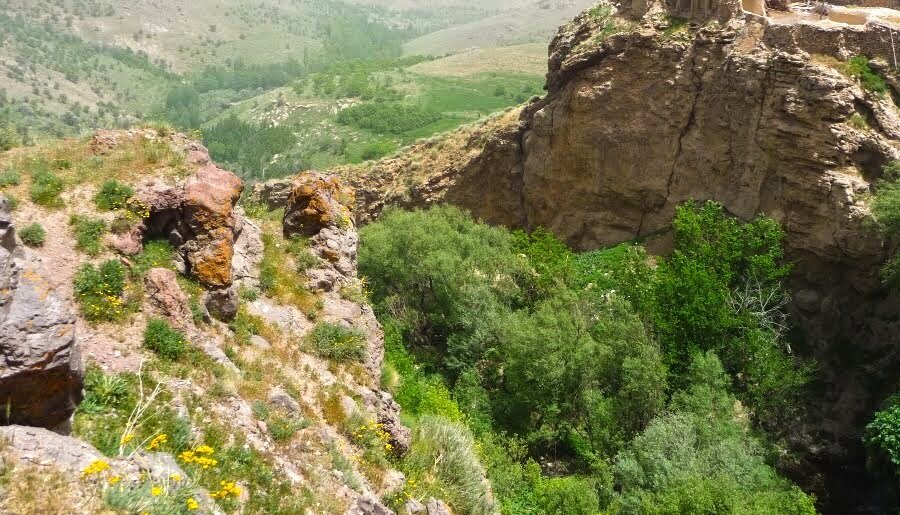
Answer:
347;494;395;515
144;267;194;332
404;499;452;515
182;164;244;288
0;196;15;252
268;387;301;415
0;207;82;432
251;178;295;210
204;286;239;322
283;174;354;239
231;209;264;288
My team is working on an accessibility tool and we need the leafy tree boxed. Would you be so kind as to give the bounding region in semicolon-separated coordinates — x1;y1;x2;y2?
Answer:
865;395;900;475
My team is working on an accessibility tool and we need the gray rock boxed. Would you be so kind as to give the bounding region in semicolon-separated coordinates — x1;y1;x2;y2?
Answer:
251;178;294;210
232;211;263;288
250;335;271;349
0;235;82;431
0;196;15;252
205;286;239;322
268;387;301;414
347;494;395;515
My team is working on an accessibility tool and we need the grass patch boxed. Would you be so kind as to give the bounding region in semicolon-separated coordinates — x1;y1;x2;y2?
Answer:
18;222;45;247
69;215;107;256
663;16;690;38
29;169;64;207
305;322;367;362
258;232;318;314
143;318;188;361
850;113;870;130
132;239;176;277
94;179;135;211
73;259;127;322
0;169;20;187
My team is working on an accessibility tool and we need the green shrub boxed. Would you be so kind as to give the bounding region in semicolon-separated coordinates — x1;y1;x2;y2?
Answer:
337;102;441;134
5;195;18;211
0;169;20;187
286;235;319;273
535;476;600;515
404;416;498;515
865;396;900;473
269;415;309;442
846;55;888;94
18;222;46;247
69;215;107;256
612;353;817;515
143;318;187;361
306;322;367;362
78;367;133;415
871;161;900;287
360;140;396;161
29;169;64;206
74;260;127;322
94;179;135;210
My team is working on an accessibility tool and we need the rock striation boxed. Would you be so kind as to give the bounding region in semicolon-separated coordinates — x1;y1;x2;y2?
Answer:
0;197;83;432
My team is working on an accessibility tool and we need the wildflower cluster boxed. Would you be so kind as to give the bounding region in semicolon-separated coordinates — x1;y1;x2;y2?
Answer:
210;480;242;499
385;479;419;510
179;444;218;469
146;433;168;451
82;459;111;478
350;419;393;453
73;260;128;322
186;497;200;510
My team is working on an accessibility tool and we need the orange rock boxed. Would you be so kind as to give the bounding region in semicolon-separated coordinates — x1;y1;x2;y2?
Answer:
283;174;355;238
183;164;243;287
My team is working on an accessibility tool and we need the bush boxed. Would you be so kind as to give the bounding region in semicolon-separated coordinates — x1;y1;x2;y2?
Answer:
78;367;133;415
306;322;367;362
94;180;135;210
404;416;497;515
612;353;817;515
29;169;64;206
360;140;396;161
865;396;900;474
74;260;126;322
18;222;46;247
846;55;888;94
871;161;900;287
143;318;187;360
535;476;600;515
69;215;107;256
337;102;441;134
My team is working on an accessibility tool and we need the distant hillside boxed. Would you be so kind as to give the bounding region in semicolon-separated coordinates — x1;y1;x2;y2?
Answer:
403;0;596;56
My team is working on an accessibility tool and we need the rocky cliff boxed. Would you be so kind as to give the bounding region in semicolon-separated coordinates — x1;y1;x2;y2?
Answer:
332;2;900;511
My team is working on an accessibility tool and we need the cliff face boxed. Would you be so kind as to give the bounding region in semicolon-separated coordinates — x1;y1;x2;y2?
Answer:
339;3;900;510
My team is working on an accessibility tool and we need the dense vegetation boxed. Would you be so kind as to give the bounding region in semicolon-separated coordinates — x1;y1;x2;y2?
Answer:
359;203;816;514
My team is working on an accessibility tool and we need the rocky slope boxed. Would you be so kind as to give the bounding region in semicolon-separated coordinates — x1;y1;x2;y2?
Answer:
327;1;900;511
0;130;459;514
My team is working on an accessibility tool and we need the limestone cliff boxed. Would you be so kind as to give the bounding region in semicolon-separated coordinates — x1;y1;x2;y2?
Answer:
335;2;900;511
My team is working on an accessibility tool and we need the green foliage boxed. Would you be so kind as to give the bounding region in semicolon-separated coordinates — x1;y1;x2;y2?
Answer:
69;214;107;256
337;102;442;134
535;476;601;515
29;169;65;206
360;140;397;161
612;353;817;515
871;161;900;287
18;222;46;247
203;115;306;181
306;322;367;362
143;318;188;361
94;179;135;210
78;366;132;415
846;56;888;94
865;396;900;473
73;259;126;322
359;206;526;373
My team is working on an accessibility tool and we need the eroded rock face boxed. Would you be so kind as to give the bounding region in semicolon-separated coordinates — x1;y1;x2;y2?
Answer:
0;200;83;432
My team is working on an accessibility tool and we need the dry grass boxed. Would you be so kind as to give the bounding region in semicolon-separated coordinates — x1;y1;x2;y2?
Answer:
0;455;113;515
408;44;548;78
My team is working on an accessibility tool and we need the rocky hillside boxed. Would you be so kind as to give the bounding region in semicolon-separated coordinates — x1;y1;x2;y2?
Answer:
0;129;458;514
329;1;900;511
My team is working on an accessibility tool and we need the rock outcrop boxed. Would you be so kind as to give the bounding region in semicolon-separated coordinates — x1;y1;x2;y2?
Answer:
0;198;83;432
337;3;900;511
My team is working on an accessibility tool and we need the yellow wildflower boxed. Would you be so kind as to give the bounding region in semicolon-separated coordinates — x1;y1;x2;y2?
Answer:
120;433;135;445
195;444;215;455
186;498;200;511
151;485;163;496
81;459;110;478
107;475;122;485
147;433;168;451
169;473;182;482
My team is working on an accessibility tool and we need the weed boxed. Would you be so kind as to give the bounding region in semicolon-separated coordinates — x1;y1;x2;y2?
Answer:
268;415;309;442
29;169;64;206
18;222;46;247
94;179;135;211
850;113;870;130
69;215;107;256
132;239;175;276
144;319;188;361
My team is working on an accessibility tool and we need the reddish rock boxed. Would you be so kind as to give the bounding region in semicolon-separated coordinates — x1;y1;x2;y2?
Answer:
283;174;354;238
143;268;193;332
182;164;244;288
